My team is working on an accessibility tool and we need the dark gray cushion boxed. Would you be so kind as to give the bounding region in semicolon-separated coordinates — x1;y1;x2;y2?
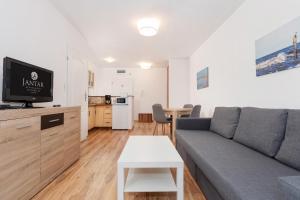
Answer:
276;110;300;170
278;176;300;200
210;107;241;139
234;107;287;157
176;130;300;200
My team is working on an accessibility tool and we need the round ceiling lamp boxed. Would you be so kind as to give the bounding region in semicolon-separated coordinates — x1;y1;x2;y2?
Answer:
139;62;152;69
137;18;160;37
104;57;116;63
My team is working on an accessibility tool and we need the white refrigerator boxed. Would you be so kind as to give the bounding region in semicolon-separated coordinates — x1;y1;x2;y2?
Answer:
112;96;134;130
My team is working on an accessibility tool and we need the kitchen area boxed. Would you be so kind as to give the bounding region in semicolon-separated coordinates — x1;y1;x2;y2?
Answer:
87;70;135;131
87;67;168;133
88;95;134;130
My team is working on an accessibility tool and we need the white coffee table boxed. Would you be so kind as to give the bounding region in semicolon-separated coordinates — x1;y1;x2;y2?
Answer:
117;136;184;200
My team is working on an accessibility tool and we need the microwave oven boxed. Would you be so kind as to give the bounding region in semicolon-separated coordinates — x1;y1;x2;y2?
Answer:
116;97;127;104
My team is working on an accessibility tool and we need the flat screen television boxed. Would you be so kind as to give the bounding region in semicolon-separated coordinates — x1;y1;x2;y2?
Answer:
2;57;53;107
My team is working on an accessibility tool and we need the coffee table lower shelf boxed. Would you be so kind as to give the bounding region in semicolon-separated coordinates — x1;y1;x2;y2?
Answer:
124;168;177;192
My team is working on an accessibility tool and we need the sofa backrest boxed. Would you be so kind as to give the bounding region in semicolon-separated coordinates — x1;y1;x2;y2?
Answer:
276;109;300;170
233;107;288;157
210;107;241;139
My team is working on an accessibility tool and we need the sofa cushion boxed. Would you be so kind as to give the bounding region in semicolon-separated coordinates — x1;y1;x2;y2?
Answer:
210;107;241;138
278;176;300;200
234;107;287;157
176;130;300;200
276;110;300;170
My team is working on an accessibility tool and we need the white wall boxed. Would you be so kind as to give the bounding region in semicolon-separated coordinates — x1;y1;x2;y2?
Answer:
0;0;96;106
169;58;190;107
190;0;300;117
90;67;168;120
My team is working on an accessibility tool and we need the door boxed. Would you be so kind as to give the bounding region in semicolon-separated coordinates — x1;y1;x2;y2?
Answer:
41;125;64;182
88;106;95;130
64;111;80;168
95;106;104;127
67;51;88;141
0;117;41;200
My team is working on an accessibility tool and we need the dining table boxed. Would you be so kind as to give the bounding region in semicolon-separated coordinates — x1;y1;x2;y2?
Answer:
163;107;193;141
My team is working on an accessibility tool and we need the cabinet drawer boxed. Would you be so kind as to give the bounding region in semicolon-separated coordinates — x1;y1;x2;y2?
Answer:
103;109;112;114
103;113;112;119
103;118;112;123
103;121;112;127
0;117;40;200
41;126;64;182
41;113;64;130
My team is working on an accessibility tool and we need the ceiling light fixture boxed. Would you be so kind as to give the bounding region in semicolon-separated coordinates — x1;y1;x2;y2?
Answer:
104;57;115;63
137;18;160;37
139;62;152;69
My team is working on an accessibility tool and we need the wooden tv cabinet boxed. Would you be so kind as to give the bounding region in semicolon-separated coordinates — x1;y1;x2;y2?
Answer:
0;106;81;200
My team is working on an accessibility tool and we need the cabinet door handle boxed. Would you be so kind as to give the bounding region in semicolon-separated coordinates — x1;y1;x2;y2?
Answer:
16;124;32;129
49;119;60;123
70;116;76;119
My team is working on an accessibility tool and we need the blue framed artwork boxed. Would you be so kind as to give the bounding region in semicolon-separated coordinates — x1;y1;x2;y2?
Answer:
255;16;300;77
197;67;209;90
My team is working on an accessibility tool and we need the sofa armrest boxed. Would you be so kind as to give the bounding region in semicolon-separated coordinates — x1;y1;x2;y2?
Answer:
176;118;211;131
278;176;300;200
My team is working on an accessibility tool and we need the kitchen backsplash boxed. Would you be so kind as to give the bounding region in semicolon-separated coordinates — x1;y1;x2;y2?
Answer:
89;96;121;104
88;96;105;104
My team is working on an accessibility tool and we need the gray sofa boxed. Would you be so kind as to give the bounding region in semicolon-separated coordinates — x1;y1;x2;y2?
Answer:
176;107;300;200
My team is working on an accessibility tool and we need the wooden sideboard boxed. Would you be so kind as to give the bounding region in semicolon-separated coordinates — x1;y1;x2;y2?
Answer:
0;106;81;200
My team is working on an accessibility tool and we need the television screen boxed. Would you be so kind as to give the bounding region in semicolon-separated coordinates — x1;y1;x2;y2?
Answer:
2;57;53;103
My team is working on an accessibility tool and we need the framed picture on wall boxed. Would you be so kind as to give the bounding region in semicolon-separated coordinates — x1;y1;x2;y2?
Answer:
197;67;209;90
255;16;300;77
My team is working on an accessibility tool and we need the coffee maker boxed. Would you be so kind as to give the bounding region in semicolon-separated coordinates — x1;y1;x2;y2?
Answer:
105;95;111;104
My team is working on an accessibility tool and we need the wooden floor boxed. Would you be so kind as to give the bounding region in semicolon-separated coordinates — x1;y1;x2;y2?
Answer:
33;122;206;200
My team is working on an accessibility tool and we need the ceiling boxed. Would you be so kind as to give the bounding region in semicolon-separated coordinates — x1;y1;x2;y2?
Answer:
50;0;245;68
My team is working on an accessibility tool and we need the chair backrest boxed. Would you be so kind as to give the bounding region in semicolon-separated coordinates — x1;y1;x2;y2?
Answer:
190;105;201;118
183;104;193;108
152;104;168;123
